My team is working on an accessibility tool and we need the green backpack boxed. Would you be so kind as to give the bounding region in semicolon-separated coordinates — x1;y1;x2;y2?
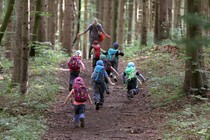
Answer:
125;66;136;81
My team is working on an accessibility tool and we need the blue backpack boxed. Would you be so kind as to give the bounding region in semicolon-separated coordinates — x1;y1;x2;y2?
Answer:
107;48;118;62
92;65;105;83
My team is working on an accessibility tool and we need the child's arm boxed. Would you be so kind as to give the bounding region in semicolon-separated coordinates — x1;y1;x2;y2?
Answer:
106;76;115;86
63;89;74;105
110;66;119;76
136;71;146;82
87;94;93;104
79;60;86;71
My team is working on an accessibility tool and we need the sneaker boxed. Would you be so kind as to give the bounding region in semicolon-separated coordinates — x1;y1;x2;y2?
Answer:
80;118;85;128
95;102;100;110
106;90;110;94
74;122;79;128
113;75;117;82
110;73;113;78
130;90;134;98
127;96;131;100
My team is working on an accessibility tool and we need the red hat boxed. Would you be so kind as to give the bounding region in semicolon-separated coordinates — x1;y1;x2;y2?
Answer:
93;40;99;45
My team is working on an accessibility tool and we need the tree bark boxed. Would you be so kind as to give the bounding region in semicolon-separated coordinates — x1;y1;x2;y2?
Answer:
82;0;88;59
0;0;15;45
111;0;118;44
63;0;73;54
20;0;29;94
127;0;134;44
13;0;23;83
117;0;125;47
30;0;42;56
184;0;204;95
102;0;112;51
141;0;147;45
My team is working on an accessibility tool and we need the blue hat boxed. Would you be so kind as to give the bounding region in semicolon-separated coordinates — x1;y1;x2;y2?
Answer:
113;42;118;49
96;60;104;66
127;62;135;67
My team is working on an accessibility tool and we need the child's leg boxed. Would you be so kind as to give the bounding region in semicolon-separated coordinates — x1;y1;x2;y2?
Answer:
73;105;80;127
99;83;105;105
79;104;86;127
104;78;109;94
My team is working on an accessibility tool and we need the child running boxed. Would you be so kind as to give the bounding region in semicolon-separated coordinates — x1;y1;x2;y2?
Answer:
122;62;146;100
63;77;93;128
91;60;115;110
67;50;86;91
107;42;124;81
100;54;119;94
91;40;106;70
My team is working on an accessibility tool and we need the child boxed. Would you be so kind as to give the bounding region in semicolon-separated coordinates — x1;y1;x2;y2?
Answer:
91;60;115;110
122;62;146;100
100;54;119;94
91;40;106;70
67;50;86;91
63;77;93;128
107;42;124;81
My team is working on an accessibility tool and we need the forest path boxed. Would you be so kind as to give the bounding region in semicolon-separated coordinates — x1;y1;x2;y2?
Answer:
42;59;162;140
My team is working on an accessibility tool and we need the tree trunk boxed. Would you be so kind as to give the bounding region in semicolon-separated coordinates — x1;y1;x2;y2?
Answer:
63;0;73;54
0;0;15;45
154;0;159;43
29;0;42;56
127;0;134;44
20;0;29;94
37;0;47;42
47;0;56;46
141;0;147;45
111;0;118;44
117;0;125;47
184;0;204;95
174;0;181;28
82;0;88;59
13;0;23;83
58;0;64;44
102;0;112;51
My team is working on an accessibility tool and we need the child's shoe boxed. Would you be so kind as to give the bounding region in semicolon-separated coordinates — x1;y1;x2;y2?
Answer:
113;75;117;82
106;90;110;94
74;122;79;128
95;102;100;110
80;118;85;128
130;90;134;98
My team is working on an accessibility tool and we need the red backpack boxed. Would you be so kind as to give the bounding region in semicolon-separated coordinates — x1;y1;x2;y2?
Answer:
67;56;80;71
73;77;88;102
93;45;101;59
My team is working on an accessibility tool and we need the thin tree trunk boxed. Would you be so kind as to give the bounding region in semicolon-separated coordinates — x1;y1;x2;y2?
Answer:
103;0;112;51
174;0;181;28
30;0;42;56
58;0;64;44
20;0;29;94
154;0;159;43
13;0;23;83
127;0;134;44
38;0;47;42
117;0;125;47
0;0;15;44
82;0;88;59
111;0;118;44
141;0;147;45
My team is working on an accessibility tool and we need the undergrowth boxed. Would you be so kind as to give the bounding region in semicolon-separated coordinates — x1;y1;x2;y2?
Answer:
0;44;67;139
122;43;210;139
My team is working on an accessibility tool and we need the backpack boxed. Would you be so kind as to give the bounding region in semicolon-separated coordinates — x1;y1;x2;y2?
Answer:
107;48;118;62
92;65;105;83
73;77;88;102
125;66;136;81
102;59;112;71
67;56;80;71
93;45;101;59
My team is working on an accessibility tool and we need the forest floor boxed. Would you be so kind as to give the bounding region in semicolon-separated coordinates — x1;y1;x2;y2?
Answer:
42;59;163;140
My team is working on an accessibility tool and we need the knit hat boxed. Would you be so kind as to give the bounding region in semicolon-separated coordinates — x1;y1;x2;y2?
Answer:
93;40;99;45
113;42;119;49
75;50;82;57
100;54;106;60
96;60;104;66
127;62;135;67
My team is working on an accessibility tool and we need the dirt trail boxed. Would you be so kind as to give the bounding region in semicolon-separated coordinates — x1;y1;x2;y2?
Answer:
42;60;161;140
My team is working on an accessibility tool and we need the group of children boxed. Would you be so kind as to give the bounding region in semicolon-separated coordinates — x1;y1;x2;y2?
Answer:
63;42;146;128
